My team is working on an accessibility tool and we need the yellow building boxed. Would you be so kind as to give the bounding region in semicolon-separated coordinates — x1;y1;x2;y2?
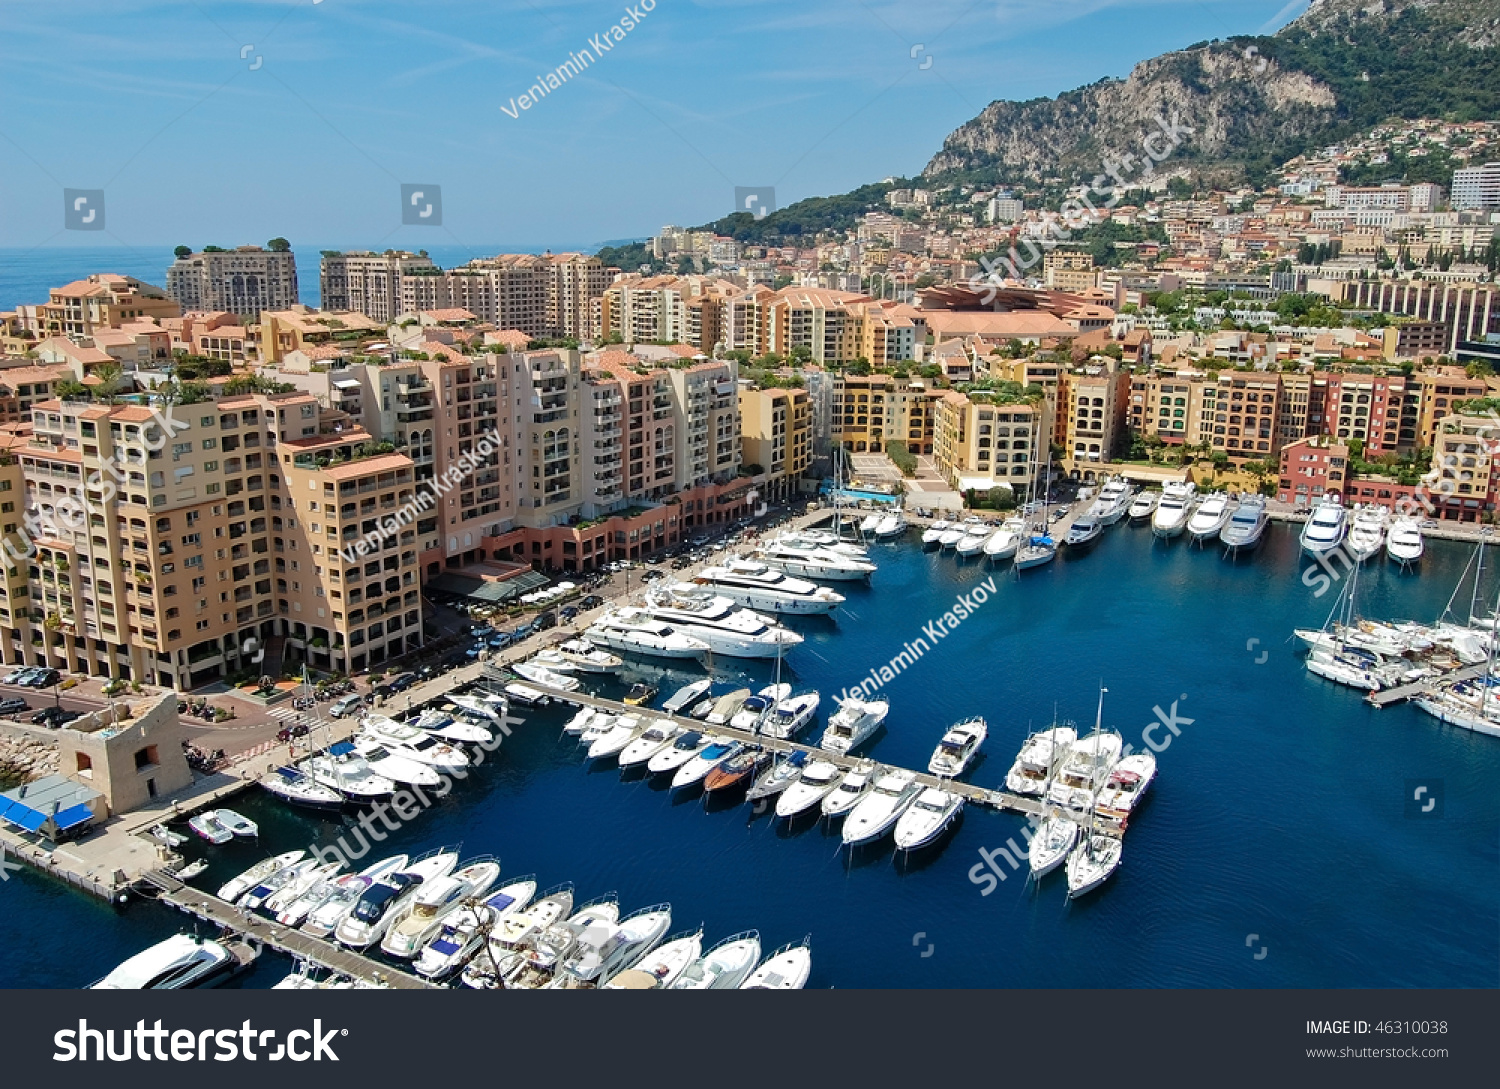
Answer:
933;390;1048;493
740;385;812;501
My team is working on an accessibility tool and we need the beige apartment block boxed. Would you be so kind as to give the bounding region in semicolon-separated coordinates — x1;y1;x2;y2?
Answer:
320;250;439;323
166;246;299;320
740;384;811;501
934;390;1045;492
35;275;180;339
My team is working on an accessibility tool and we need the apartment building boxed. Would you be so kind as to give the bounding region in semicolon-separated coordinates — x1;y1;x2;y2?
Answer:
1428;412;1500;521
1382;320;1450;361
320;250;438;322
1065;359;1131;463
1316;373;1418;457
667;361;741;489
26;275;180;341
165;246;299;320
599;275;737;347
1411;365;1496;448
933;390;1046;492
1336;278;1500;352
739;384;811;501
830;375;938;455
1201;373;1282;459
1276;436;1348;505
1044;251;1097;292
1451;162;1500;210
397;254;607;340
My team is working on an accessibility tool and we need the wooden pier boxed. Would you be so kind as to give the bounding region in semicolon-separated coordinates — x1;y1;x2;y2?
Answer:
1365;662;1488;707
481;669;1126;838
155;885;437;989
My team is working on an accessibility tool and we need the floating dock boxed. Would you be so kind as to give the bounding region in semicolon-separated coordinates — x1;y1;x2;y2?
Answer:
1364;661;1489;707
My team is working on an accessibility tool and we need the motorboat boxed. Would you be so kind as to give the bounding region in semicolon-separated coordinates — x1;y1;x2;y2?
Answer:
511;661;580;690
1219;495;1269;552
411;708;493;745
1152;481;1197;538
358;715;471;771
783;530;867;556
687;696;716;719
1066;833;1123;898
1305;648;1391;691
1187;492;1236;542
445;881;565;985
503;682;550;706
585;610;710;659
819;695;888;754
1047;730;1124;810
587;714;647;761
874;511;907;538
1387;517;1425;565
982;517;1024;561
842;771;922;845
1028;815;1080;877
299;744;397;802
703;746;773;793
579;713;617;746
1004;723;1077;795
938;523;967;549
892;788;964;850
149;824;186;849
775;758;844;818
671;738;742;789
661;679;712;715
618;719;682;768
624;682;659;706
669;931;761;989
550;904;672;989
239;858;321;912
381;857;503;959
1095;752;1157;819
1014;532;1057;569
741;940;811;989
500;896;620;990
955;524;992;556
757;539;877;582
92;934;251;990
690;559;846;615
922;519;953;547
349;737;446;788
526;648;580;674
928;716;986;777
1300;494;1348;555
705;688;752;725
188;809;249;844
730;684;789;730
213;809;257;839
1127;490;1159;521
448;694;506;724
819;767;874;819
1346;504;1388;561
605;929;703;989
218;850;306;903
276;862;385;929
552;638;623;673
300;854;410;938
638;589;803;658
859;512;882;536
745;750;809;803
760;692;820;740
1064;515;1103;548
335;850;459;949
1088;478;1135;525
257;766;346;812
261;861;343;919
647;730;711;775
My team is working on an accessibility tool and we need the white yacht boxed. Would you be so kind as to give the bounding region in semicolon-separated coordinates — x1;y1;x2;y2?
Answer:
358;714;471;771
416;878;548;981
670;737;741;789
745;750;809;803
1387;517;1425;565
273;870;353;929
349;737;446;788
239;858;322;912
1300;494;1348;555
690;559;845;615
618;719;681;768
922;519;953;547
1305;647;1393;691
819;695;889;754
257;765;345;812
552;638;624;673
1127;490;1159;521
647;730;712;775
892;788;964;850
1152;481;1197;538
605;929;703;990
381;858;503;959
859;512;882;536
1028;816;1080;877
586;609;711;659
1014;531;1057;570
1346;504;1388;561
757;539;877;581
92;934;249;990
260;861;343;918
550;904;672;989
661;678;712;714
1066;833;1123;898
779;530;867;556
955;523;992;556
637;590;803;658
761;692;820;740
842;771;922;846
928;716;986;777
410;708;493;746
775;759;844;818
1005;723;1077;795
1064;514;1103;548
670;931;761;990
937;523;967;549
448;694;506;724
740;940;812;990
1219;495;1269;551
492;896;619;991
874;511;907;538
705;687;752;725
1047;730;1124;810
1095;752;1157;820
587;714;647;760
511;661;580;690
1186;492;1236;542
1089;478;1136;525
300;854;410;938
820;767;874;819
218;850;305;903
335;850;458;949
982;517;1024;561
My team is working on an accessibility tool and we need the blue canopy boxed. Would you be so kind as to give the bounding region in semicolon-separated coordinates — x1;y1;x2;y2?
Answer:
12;808;49;833
789;750;808;766
329;741;356;756
53;804;95;831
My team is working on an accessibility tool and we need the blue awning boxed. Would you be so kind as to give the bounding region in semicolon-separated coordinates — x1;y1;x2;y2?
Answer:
53;804;94;831
12;808;49;833
0;797;18;823
329;741;355;756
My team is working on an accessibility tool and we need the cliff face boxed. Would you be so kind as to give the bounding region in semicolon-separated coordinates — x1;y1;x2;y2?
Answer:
921;0;1500;183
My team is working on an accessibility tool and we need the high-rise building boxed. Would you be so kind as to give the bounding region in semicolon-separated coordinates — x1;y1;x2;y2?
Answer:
739;384;811;502
395;254;608;339
166;246;299;320
320;250;438;322
1452;162;1500;210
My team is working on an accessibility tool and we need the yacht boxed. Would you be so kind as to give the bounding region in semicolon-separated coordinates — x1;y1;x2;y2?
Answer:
358;715;471;771
1005;723;1077;795
273;870;353;929
335;850;458;949
921;519;953;547
585;610;711;659
647;730;712;775
745;750;809;803
1186;492;1236;542
1028;816;1080;877
703;747;773;793
1095;752;1157;820
775;759;843;817
938;523;967;549
1066;833;1123;898
500;896;620;991
587;714;647;761
691;559;846;615
605;929;703;990
874;511;907;538
217;851;305;903
661;678;712;714
1305;647;1392;691
859;512;882;536
260;862;343;919
982;517;1024;561
503;682;550;706
1300;494;1348;555
381;858;503;959
1387;517;1425;565
618;719;681;768
1414;687;1500;738
671;738;742;789
741;940;812;989
705;687;752;725
729;685;787;730
1346;504;1388;561
1014;531;1057;570
842;771;923;846
757;539;877;581
1047;731;1124;810
819;695;889;754
552;638;624;673
563;706;601;736
669;931;761;990
410;708;493;746
892;788;964;850
1064;515;1103;548
550;904;672;989
300;854;410;938
1152;481;1197;538
955;523;993;557
448;694;506;724
415;878;547;981
511;661;580;690
92;934;250;990
791;530;868;556
820;767;874;819
638;589;803;658
761;692;820;740
257;765;345;812
349;738;445;789
239;858;322;912
1088;478;1135;525
1219;495;1269;552
1127;490;1159;521
928;716;986;777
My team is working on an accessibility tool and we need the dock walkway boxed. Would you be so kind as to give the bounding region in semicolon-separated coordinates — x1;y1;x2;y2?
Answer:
1365;662;1488;707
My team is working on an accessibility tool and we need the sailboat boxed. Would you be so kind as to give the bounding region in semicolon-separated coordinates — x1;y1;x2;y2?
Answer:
1014;416;1056;571
1416;533;1500;736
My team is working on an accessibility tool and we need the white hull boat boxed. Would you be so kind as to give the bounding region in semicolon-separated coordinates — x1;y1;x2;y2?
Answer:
1066;833;1123;897
640;589;803;659
691;560;846;615
1186;493;1236;542
335;851;458;949
300;854;410;938
928;716;986;777
741;941;811;989
670;931;761;990
605;930;703;989
1219;495;1268;551
586;611;710;658
842;771;922;846
892;788;963;850
1386;517;1424;565
1005;724;1077;795
618;719;681;767
381;858;502;959
819;696;888;754
1152;482;1197;538
218;851;306;903
775;759;844;818
647;730;712;775
1028;816;1079;877
761;692;820;740
1300;495;1348;555
819;768;874;819
1127;491;1159;521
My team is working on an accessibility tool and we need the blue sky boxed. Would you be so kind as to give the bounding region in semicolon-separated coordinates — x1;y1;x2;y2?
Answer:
0;0;1308;253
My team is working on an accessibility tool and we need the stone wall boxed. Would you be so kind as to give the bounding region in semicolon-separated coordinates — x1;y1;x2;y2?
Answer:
0;732;59;784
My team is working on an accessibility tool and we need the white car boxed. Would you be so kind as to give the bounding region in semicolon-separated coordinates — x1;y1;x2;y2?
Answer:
329;695;363;718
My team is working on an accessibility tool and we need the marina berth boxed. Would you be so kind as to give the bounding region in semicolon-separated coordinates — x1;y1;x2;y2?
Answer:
335;850;459;950
955;521;993;556
548;903;672;989
1386;516;1425;565
605;929;703;989
1300;493;1349;555
661;679;712;714
842;771;922;845
922;519;953;547
586;714;647;760
381;858;503;959
874;510;907;538
239;858;321;913
1066;832;1124;898
1014;531;1057;569
671;737;742;789
705;687;752;725
760;691;821;740
618;719;682;767
820;767;875;819
1127;489;1159;521
647;730;712;775
1219;495;1268;552
745;749;809;803
301;855;411;938
481;895;620;991
218;851;306;903
1064;514;1103;548
1152;481;1197;538
690;558;847;614
776;759;845;817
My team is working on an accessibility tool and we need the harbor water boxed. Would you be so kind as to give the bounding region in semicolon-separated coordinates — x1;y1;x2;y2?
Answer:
5;521;1497;988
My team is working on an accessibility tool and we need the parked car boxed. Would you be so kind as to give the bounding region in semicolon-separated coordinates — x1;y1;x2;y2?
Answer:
580;595;603;610
2;668;33;685
0;697;28;716
387;672;418;693
51;709;84;727
560;605;578;620
329;694;363;719
22;669;60;688
31;707;63;726
535;613;557;631
488;633;510;649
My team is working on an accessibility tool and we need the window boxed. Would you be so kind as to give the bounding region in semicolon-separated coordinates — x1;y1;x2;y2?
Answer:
204;460;218;472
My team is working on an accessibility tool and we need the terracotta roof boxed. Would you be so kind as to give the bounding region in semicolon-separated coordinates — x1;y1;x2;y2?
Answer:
318;454;413;480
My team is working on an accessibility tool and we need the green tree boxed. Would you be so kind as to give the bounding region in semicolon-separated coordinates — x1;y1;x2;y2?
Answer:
173;245;192;259
267;237;291;252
